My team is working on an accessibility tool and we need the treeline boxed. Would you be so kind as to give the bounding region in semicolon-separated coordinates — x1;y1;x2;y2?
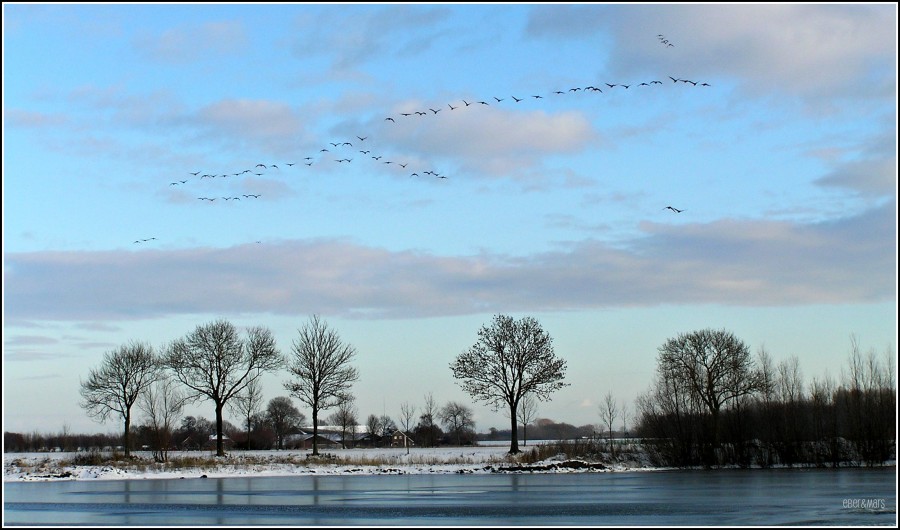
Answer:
634;333;896;468
479;418;596;444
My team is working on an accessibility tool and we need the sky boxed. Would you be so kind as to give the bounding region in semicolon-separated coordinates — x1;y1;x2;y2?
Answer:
3;3;897;437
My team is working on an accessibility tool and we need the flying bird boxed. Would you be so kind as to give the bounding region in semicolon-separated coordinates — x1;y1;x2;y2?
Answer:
664;206;684;213
357;136;367;141
448;103;457;110
385;117;395;122
511;96;523;102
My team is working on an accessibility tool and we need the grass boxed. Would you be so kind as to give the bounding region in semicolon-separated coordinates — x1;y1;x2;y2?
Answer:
16;449;520;476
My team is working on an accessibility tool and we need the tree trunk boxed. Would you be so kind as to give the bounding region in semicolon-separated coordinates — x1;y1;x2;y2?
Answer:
215;402;225;457
508;403;520;454
246;411;252;451
312;407;319;456
123;409;132;458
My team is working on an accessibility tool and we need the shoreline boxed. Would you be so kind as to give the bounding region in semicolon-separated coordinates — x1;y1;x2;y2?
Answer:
4;448;895;483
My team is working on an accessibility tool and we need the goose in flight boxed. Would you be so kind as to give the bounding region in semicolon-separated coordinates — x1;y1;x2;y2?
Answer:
357;136;367;141
511;96;523;102
664;206;684;213
448;103;457;110
385;117;395;122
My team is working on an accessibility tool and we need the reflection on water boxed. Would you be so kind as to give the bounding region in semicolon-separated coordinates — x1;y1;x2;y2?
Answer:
4;468;896;526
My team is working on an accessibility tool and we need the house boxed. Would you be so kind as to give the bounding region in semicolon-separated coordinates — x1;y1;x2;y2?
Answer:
286;433;341;450
390;430;415;449
203;434;234;451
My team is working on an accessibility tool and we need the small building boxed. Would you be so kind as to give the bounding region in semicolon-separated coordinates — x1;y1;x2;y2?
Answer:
288;433;341;450
203;434;234;451
390;431;415;449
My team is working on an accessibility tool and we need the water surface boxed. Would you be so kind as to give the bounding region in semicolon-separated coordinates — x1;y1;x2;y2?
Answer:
4;468;896;526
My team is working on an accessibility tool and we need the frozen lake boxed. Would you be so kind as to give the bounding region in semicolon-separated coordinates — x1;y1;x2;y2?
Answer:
4;467;896;526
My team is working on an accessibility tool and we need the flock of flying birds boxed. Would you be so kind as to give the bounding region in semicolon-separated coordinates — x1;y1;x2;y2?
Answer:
135;35;697;244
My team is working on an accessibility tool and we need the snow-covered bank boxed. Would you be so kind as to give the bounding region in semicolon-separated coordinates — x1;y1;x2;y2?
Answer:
5;443;892;482
4;443;659;482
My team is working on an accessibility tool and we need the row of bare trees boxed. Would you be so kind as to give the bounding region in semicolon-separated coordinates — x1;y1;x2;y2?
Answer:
635;330;896;467
79;315;358;459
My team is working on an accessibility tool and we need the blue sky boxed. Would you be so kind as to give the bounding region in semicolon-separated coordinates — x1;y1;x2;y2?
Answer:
3;3;897;436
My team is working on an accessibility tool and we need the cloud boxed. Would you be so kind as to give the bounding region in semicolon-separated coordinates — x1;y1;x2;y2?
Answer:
374;106;598;177
4;202;893;323
133;20;248;63
4;109;68;129
525;4;896;104
814;129;897;198
190;99;307;155
291;6;452;72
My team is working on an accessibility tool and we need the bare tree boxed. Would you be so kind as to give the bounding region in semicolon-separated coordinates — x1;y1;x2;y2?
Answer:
266;396;305;450
327;397;358;449
420;393;439;447
162;320;282;456
284;315;359;455
140;376;186;462
504;392;538;446
365;413;380;443
399;401;417;454
450;314;568;453
600;391;618;445
439;401;476;446
657;328;763;462
229;378;265;450
80;340;159;457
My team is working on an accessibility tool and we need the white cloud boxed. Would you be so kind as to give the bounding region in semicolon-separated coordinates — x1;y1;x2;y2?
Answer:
133;20;248;63
526;4;896;104
4;202;893;322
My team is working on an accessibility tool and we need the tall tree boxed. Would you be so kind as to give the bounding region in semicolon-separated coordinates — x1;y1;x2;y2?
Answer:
79;340;159;458
229;378;265;450
327;397;358;449
420;393;438;447
162;319;282;456
439;401;476;446
657;328;763;463
516;393;539;447
450;314;568;453
266;396;305;450
139;376;186;462
283;315;359;455
399;401;417;454
600;391;619;445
